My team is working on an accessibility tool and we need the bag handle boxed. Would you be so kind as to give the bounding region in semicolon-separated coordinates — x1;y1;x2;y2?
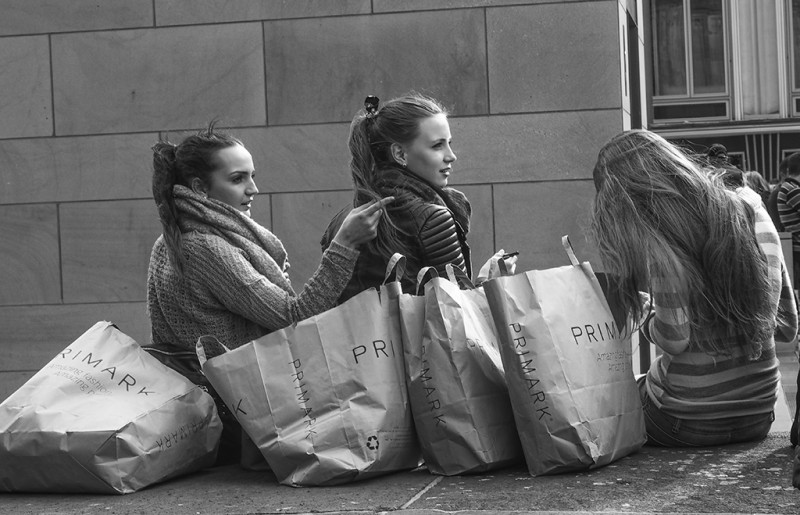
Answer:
496;258;511;276
383;253;407;285
415;266;438;295
196;335;232;367
445;263;476;289
562;235;580;266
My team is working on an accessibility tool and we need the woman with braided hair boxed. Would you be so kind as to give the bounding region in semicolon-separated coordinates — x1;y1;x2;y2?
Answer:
146;122;391;463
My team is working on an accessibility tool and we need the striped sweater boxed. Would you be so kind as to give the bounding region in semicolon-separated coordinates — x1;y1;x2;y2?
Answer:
778;176;800;257
643;187;798;420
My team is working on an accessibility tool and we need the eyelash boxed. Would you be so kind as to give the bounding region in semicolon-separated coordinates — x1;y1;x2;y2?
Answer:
233;173;255;184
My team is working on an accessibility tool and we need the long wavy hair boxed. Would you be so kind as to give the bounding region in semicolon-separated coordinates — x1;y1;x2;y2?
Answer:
348;92;448;260
588;129;774;358
151;122;242;275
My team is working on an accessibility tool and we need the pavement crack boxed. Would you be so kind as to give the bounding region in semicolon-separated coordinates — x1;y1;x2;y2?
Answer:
400;475;444;509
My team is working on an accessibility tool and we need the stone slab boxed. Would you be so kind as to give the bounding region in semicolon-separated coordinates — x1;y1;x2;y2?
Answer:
264;9;488;125
0;35;52;138
0;0;152;36
449;111;620;185
52;24;266;135
60;199;162;303
0;134;154;204
0;204;60;306
487;3;621;113
156;0;370;26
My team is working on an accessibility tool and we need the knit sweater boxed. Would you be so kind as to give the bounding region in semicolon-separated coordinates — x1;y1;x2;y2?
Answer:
643;187;798;420
147;190;359;355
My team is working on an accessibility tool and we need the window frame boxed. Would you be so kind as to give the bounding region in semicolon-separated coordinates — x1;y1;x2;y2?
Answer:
650;0;731;123
650;0;797;125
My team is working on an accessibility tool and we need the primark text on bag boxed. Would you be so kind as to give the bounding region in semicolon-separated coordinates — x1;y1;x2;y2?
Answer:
198;254;421;487
484;236;646;476
0;321;222;494
400;264;522;475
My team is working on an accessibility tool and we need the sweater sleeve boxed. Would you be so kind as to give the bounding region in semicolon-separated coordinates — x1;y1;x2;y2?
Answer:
644;276;691;355
760;207;799;346
779;181;800;233
187;237;359;331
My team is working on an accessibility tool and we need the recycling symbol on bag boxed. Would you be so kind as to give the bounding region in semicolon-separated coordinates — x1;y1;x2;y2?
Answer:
366;435;379;450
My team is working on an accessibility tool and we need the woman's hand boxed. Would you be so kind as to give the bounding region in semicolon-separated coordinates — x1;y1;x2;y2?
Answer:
476;249;518;284
332;197;394;249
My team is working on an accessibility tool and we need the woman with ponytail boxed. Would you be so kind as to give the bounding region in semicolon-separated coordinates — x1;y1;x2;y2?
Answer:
589;129;797;447
147;122;391;463
321;92;512;302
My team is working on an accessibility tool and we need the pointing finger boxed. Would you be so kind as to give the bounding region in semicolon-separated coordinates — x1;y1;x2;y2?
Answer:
362;196;394;215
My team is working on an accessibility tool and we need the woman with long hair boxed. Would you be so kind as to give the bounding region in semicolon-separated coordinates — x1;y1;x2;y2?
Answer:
321;92;511;301
147;122;391;463
589;129;797;446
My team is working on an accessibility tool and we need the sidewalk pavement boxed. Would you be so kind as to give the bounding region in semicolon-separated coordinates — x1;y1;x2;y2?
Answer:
2;388;797;515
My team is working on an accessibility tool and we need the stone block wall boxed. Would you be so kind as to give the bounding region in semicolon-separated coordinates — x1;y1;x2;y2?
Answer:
0;0;628;399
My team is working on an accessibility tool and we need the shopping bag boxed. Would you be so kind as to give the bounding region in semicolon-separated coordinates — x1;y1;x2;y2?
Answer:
198;254;421;487
0;321;222;494
400;265;522;475
483;236;646;476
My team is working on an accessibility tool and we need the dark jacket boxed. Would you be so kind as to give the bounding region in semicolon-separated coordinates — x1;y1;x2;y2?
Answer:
767;184;784;232
321;166;471;303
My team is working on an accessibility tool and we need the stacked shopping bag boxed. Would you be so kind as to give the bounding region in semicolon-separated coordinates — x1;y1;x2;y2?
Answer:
1;236;647;493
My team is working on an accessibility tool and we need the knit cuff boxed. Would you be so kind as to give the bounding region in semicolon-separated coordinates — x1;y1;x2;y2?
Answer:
324;240;360;264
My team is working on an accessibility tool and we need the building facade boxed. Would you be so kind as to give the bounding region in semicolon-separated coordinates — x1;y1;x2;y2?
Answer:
645;0;800;179
0;0;639;399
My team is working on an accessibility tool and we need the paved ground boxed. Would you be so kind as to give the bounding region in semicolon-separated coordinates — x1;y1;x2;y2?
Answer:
2;350;798;515
1;432;796;515
1;386;797;515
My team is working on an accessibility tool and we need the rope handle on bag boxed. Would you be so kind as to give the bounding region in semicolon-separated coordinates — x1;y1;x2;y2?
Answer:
382;253;407;285
196;335;232;367
445;262;476;289
561;235;580;266
415;266;438;295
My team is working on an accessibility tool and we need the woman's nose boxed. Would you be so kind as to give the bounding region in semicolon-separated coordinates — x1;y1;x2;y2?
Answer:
247;179;259;195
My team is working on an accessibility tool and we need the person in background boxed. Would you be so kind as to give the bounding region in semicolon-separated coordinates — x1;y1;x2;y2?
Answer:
589;129;797;447
321;93;514;302
776;151;800;454
767;158;788;232
702;143;745;189
146;122;392;464
778;153;800;281
744;170;772;207
705;142;729;165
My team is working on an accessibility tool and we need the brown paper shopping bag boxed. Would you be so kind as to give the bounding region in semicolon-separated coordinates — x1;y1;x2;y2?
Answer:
198;254;421;487
0;321;222;494
483;236;646;476
399;265;522;475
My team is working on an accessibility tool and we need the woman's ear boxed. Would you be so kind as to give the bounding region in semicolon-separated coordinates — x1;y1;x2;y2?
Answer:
190;177;208;197
390;143;407;167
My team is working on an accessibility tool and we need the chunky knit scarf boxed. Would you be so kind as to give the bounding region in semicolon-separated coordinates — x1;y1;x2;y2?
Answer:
371;165;472;234
173;185;294;295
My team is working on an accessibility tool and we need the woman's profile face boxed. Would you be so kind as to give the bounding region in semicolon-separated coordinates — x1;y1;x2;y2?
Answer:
402;113;456;188
206;144;259;217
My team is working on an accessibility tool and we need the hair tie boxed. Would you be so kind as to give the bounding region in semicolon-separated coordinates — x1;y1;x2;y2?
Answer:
364;95;379;118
